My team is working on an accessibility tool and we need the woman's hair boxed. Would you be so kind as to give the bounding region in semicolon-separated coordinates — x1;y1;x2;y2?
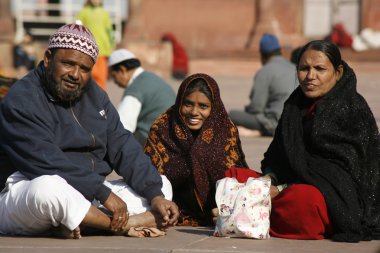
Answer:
290;47;302;65
297;40;342;71
183;78;213;102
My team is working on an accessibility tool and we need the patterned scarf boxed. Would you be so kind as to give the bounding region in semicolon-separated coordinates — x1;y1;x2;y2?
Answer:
144;73;248;214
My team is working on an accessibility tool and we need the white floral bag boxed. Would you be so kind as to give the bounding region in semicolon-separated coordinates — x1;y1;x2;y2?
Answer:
213;176;271;239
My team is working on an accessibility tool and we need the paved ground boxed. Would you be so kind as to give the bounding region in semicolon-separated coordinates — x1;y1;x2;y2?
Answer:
1;227;379;253
1;58;379;252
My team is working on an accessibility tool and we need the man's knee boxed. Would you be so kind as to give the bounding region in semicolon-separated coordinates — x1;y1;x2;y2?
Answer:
26;175;71;208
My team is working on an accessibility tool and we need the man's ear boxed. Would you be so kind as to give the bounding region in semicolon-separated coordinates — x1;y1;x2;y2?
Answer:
43;50;52;68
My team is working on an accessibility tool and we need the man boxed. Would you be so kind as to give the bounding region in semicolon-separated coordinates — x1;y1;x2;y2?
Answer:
0;24;178;239
229;33;297;136
108;49;176;146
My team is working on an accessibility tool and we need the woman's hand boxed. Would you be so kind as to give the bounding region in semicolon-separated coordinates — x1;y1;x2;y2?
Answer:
262;175;280;199
269;185;280;199
103;192;129;232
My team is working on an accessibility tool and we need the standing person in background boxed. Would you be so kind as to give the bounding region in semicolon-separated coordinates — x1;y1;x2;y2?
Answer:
144;73;249;226
229;33;297;137
108;48;176;147
76;0;114;90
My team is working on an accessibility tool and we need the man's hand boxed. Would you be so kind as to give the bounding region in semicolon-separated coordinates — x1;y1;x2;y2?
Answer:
150;195;179;227
103;192;129;232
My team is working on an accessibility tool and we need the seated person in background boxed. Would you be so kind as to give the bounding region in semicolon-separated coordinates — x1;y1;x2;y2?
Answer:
325;23;353;48
161;32;189;80
0;24;178;239
13;29;37;77
144;73;249;226
229;33;297;136
261;40;380;242
108;49;176;147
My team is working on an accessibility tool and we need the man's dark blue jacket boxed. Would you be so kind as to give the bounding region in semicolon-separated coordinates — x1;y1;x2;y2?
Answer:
0;62;163;204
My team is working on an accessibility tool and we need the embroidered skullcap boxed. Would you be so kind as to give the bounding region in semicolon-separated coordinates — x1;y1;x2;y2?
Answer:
260;33;280;54
108;49;137;67
48;23;99;62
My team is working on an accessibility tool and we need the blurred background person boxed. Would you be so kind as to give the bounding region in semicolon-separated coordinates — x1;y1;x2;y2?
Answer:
108;48;176;147
229;33;297;137
325;23;353;48
13;29;37;78
76;0;114;90
161;32;189;80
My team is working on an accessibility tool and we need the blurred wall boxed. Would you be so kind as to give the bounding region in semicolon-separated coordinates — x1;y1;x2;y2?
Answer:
123;0;303;58
0;0;379;72
0;0;15;76
122;0;380;59
362;0;380;30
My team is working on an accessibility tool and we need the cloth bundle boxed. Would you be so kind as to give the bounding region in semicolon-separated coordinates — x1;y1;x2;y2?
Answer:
127;227;166;238
214;177;271;239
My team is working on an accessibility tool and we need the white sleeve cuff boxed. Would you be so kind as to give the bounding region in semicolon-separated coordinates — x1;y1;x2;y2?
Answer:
117;95;142;133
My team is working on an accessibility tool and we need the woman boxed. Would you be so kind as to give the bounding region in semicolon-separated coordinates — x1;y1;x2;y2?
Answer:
262;40;380;242
144;73;249;226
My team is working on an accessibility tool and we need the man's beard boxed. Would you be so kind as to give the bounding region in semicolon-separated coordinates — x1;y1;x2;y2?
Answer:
45;65;84;103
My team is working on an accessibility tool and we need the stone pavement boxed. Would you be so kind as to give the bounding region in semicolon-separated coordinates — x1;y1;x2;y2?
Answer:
1;58;379;253
1;226;379;253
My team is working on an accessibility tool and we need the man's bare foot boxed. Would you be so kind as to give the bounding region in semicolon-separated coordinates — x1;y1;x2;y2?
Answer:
51;225;82;239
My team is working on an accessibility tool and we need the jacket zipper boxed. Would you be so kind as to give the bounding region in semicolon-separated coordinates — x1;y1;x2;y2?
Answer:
70;103;96;171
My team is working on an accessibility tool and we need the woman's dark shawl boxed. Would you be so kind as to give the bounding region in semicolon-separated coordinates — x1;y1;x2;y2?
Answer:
262;61;380;242
144;73;248;214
